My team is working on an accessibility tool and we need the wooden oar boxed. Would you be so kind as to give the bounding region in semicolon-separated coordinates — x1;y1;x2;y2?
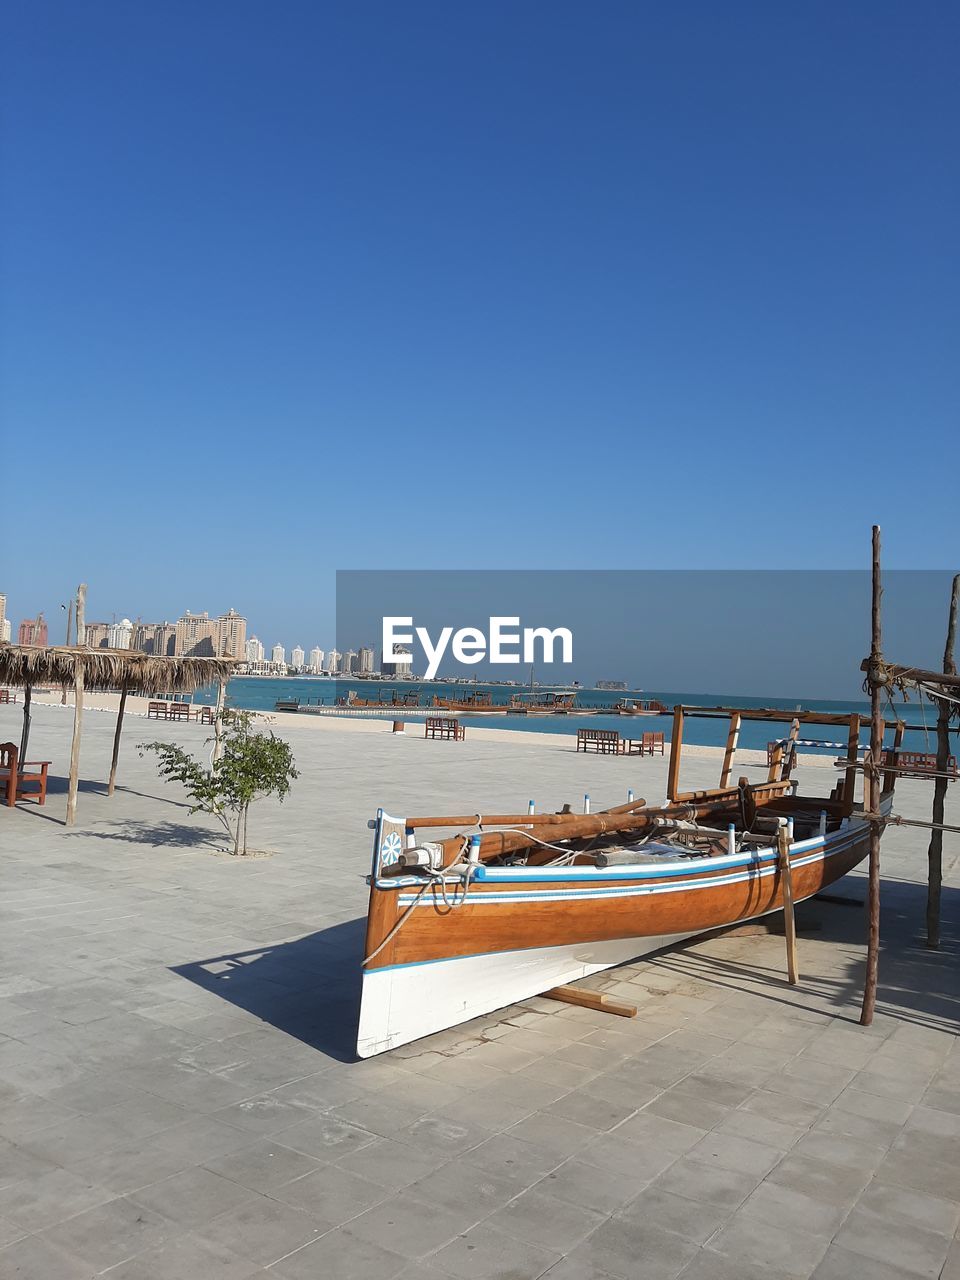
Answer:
777;822;799;984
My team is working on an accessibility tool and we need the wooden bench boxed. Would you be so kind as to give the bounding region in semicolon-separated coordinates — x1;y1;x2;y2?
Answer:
148;701;169;719
167;703;192;722
424;717;465;741
880;750;958;779
0;742;51;807
577;728;621;755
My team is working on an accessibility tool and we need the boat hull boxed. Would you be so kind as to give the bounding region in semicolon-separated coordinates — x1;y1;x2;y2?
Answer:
357;816;873;1056
357;930;688;1058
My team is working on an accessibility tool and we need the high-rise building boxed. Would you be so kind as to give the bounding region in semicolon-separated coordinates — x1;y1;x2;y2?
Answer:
291;645;305;670
246;636;265;664
380;644;413;678
84;622;111;649
272;643;286;666
133;622;176;655
0;618;9;643
341;649;357;675
357;645;375;675
0;594;6;641
18;614;48;646
175;611;216;657
326;648;340;674
215;609;247;659
108;618;134;649
308;647;324;673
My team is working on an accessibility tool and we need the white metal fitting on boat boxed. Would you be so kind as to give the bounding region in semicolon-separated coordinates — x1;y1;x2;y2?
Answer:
397;843;445;870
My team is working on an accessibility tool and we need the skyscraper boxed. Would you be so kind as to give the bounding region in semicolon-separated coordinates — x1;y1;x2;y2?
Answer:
83;622;111;649
134;622;176;655
107;618;133;649
175;612;216;657
246;636;265;664
18;614;48;646
326;648;340;674
380;645;413;678
358;646;375;675
341;649;357;675
272;643;286;666
215;609;247;659
309;647;324;673
291;645;305;670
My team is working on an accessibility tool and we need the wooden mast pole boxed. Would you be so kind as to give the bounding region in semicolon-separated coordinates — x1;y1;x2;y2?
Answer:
926;573;959;949
860;528;883;1026
66;584;86;829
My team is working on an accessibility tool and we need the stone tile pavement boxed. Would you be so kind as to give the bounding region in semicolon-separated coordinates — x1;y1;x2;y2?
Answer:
0;702;957;1278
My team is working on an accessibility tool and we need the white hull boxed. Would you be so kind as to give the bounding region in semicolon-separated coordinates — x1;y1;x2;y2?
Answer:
356;930;690;1058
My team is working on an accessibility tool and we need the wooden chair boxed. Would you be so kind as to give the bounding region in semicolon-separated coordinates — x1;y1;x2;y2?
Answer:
0;742;51;807
0;689;17;704
148;701;168;719
167;703;191;722
641;731;665;756
424;717;465;741
577;728;621;754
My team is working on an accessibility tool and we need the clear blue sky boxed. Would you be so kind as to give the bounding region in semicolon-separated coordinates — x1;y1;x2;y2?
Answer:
2;1;957;649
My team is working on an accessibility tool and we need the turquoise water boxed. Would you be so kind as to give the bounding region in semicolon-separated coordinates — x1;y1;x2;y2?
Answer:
191;677;946;755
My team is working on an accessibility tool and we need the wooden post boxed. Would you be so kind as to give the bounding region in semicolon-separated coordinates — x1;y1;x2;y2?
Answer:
61;599;73;704
926;573;959;950
860;527;884;1026
75;583;86;646
667;706;684;800
66;585;87;829
777;823;799;984
107;683;127;797
841;714;862;815
719;711;741;788
212;678;226;762
19;684;32;763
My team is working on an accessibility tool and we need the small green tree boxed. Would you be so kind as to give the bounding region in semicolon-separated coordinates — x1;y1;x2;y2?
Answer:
141;710;298;855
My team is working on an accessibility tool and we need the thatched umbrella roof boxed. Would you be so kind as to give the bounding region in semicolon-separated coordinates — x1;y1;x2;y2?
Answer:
0;644;239;824
0;644;237;695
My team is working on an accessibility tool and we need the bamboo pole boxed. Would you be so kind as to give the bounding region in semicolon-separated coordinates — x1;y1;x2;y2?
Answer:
777;823;799;983
860;528;883;1026
926;573;959;949
66;585;86;829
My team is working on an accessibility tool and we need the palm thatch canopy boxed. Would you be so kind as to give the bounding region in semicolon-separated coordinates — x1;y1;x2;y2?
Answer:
0;644;237;695
0;644;239;825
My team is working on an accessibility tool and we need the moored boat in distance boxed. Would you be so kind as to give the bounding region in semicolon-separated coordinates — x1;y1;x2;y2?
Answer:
357;704;902;1057
431;692;505;714
614;698;668;715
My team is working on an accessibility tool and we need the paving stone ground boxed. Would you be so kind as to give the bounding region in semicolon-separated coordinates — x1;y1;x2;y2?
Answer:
0;701;958;1280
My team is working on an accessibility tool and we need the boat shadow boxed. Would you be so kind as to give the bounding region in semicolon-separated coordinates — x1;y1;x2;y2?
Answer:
649;878;960;1033
171;918;366;1063
168;879;959;1066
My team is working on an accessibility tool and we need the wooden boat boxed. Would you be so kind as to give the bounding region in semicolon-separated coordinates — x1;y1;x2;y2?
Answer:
508;691;585;714
357;705;901;1057
338;690;423;708
614;698;668;716
431;692;505;714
